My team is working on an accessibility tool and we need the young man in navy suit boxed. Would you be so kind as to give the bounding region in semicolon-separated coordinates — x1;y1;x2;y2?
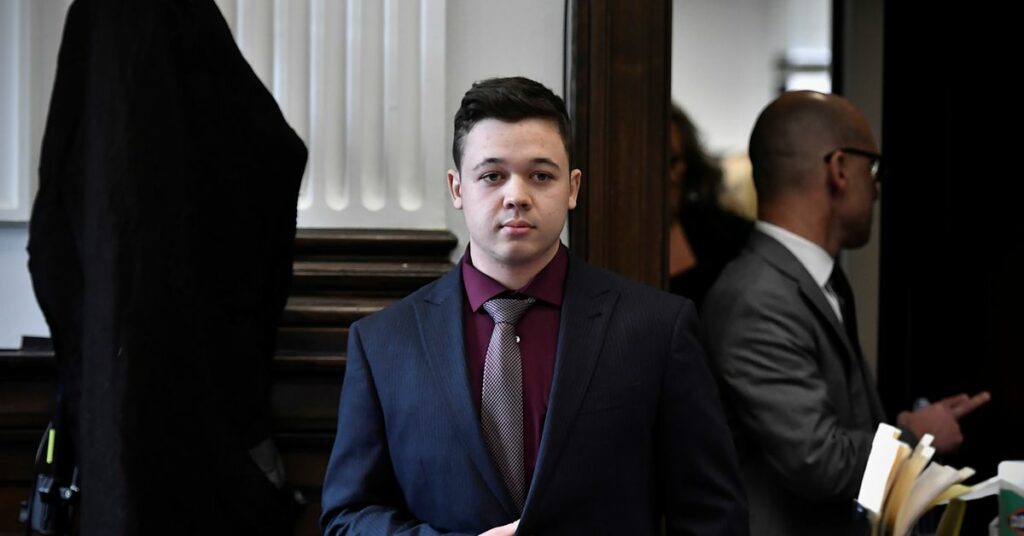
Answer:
321;76;748;535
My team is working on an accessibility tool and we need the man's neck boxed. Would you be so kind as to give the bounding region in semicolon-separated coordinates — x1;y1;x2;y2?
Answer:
759;203;839;257
468;245;558;290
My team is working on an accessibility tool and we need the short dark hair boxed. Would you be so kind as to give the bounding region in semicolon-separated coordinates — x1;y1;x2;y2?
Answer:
452;77;572;171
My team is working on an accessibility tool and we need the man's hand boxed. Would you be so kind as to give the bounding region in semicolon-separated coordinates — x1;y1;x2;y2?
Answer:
897;391;991;453
479;519;519;536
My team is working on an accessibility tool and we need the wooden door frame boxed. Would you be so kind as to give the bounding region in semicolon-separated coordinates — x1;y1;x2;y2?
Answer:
565;0;671;289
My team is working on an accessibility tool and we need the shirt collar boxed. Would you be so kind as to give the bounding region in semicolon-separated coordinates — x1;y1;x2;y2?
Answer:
755;221;835;288
461;244;568;312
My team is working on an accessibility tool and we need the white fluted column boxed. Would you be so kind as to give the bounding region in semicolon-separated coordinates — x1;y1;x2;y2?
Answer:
2;0;447;229
228;0;447;229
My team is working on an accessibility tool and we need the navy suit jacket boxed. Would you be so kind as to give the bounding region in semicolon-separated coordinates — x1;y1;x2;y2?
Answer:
321;254;748;535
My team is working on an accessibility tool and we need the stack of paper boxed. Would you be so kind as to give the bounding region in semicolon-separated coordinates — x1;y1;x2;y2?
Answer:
856;423;975;536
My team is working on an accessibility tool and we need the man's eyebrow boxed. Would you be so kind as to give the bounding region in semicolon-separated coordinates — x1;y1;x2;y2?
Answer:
472;157;506;171
530;158;561;170
471;157;562;171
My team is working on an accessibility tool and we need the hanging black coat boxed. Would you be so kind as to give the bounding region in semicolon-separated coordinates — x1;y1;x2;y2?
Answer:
27;0;307;533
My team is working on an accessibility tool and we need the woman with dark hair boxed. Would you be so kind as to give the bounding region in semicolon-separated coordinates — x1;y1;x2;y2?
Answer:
668;104;753;309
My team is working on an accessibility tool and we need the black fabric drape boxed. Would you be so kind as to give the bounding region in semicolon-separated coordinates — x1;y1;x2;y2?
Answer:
27;0;307;533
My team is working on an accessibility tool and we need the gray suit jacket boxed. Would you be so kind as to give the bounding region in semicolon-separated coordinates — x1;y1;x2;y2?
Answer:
702;230;886;535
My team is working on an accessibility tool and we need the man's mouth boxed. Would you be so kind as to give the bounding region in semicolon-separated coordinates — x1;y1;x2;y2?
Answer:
501;219;534;235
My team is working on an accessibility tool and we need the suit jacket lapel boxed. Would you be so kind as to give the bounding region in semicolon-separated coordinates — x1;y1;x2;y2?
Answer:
524;257;618;515
413;268;519;517
748;231;859;366
749;231;886;422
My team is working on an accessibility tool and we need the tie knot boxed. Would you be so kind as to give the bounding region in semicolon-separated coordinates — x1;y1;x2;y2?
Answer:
482;296;536;325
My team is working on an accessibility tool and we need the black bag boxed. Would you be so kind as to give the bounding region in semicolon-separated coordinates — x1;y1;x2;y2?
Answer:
19;420;78;534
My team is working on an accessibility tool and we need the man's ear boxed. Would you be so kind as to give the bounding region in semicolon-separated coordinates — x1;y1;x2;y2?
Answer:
447;170;463;209
825;151;848;197
568;168;582;210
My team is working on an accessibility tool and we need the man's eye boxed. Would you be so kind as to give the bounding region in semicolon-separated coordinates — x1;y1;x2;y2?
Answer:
533;173;553;182
480;173;502;182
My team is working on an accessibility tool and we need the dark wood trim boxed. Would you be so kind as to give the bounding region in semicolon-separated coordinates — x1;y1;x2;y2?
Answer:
293;229;457;260
566;0;671;289
831;0;845;95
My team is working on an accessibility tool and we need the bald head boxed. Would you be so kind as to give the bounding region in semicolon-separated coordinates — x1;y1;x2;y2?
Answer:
749;91;874;202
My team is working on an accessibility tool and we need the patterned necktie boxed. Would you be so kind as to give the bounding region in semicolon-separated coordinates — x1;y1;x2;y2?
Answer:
481;296;535;512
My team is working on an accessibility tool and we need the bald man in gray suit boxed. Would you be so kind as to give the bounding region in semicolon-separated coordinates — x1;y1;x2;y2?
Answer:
701;91;989;535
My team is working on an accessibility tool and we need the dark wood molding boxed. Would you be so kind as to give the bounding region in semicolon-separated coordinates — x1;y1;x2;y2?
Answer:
566;0;671;289
293;228;457;260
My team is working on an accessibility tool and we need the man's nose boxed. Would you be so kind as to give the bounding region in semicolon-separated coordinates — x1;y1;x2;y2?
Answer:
503;175;531;210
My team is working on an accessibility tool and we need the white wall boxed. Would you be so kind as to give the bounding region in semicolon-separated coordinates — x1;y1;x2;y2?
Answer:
671;0;829;156
0;0;566;347
671;0;782;156
0;225;47;347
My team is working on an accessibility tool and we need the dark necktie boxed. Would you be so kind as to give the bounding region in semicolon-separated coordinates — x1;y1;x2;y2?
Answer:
828;265;863;359
481;296;535;511
829;263;888;424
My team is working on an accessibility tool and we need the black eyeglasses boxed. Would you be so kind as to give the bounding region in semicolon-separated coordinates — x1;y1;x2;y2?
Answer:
823;147;884;181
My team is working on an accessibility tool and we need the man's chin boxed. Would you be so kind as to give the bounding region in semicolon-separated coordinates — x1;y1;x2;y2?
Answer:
496;242;559;267
842;231;872;250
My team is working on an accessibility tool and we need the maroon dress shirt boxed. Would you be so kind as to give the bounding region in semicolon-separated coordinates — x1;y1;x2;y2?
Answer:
461;245;566;491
